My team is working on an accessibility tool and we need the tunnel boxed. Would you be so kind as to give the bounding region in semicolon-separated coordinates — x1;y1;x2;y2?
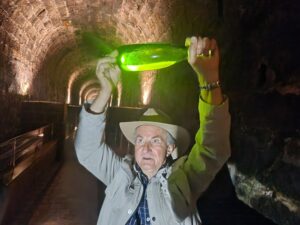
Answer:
0;0;299;225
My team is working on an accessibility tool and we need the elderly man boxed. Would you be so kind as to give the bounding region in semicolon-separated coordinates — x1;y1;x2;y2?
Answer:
75;36;231;225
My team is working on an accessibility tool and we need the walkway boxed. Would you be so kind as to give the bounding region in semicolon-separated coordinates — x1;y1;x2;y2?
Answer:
27;136;104;225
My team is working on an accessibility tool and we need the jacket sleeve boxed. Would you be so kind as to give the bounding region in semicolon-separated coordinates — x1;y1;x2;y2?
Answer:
183;97;231;198
74;106;122;186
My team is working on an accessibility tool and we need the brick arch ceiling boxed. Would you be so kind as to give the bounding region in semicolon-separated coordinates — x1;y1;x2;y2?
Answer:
78;79;99;105
0;0;194;102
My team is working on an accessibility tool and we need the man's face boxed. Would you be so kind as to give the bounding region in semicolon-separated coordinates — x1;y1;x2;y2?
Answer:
134;125;171;178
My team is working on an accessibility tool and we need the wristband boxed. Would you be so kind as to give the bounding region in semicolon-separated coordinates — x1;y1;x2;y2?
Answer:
199;80;221;91
85;104;103;115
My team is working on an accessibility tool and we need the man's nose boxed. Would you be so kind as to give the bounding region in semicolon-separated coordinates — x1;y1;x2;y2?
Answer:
142;141;152;152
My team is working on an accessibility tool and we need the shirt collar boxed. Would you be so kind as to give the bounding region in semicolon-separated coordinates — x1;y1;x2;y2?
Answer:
133;163;148;186
133;157;173;182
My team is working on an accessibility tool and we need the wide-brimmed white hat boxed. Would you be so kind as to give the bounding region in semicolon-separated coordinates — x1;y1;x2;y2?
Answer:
119;108;190;159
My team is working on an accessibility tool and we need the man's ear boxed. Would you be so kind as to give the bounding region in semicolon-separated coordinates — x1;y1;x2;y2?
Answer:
166;144;176;157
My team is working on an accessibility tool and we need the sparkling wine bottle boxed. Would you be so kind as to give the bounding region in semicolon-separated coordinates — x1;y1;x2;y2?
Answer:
117;43;188;72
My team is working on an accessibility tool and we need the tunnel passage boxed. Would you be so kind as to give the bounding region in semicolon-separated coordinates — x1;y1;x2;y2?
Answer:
1;0;300;225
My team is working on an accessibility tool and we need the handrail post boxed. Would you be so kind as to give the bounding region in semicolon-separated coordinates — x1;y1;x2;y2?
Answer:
13;138;16;170
52;123;54;139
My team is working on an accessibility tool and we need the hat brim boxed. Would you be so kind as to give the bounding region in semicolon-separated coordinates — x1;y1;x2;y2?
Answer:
119;121;190;159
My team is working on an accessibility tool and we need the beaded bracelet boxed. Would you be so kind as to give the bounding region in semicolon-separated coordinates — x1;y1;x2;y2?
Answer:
199;80;221;91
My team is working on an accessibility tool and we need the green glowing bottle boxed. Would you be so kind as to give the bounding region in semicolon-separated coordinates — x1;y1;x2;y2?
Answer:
117;43;188;72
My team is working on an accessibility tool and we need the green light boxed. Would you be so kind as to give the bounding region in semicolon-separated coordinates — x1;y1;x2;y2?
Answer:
122;61;177;71
120;55;125;64
81;32;113;57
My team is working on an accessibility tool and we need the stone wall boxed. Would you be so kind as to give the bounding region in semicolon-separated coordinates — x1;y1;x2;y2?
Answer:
0;93;23;142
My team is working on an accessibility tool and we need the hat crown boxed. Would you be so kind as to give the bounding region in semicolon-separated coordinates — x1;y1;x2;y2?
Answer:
140;108;172;124
143;108;159;116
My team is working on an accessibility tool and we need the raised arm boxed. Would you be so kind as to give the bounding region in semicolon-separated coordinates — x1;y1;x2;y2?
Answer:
75;52;123;185
90;51;120;113
183;36;231;197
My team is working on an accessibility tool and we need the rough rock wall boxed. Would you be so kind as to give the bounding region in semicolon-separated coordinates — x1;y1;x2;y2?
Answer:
222;1;300;224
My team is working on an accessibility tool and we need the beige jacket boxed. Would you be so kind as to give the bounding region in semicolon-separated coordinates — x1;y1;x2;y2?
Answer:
75;98;231;225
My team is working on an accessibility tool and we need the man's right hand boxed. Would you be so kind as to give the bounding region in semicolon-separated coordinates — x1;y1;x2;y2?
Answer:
96;50;121;95
90;51;121;113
